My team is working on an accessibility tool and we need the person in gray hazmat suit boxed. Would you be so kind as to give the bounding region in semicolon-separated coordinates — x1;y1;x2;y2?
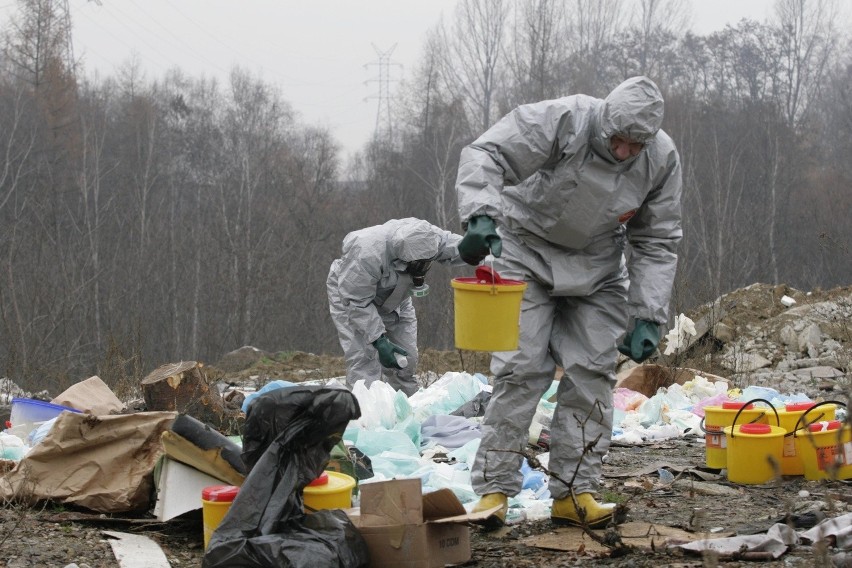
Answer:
455;76;683;528
327;218;463;397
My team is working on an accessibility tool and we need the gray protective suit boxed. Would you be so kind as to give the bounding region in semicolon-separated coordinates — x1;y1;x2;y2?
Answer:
455;76;683;498
327;218;463;396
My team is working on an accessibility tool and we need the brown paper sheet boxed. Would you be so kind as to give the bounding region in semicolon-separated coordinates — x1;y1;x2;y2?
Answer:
0;411;177;512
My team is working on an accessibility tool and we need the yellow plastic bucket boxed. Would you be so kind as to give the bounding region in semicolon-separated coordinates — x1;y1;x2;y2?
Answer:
777;402;836;475
702;401;768;469
201;485;239;549
451;267;527;352
797;420;852;481
303;471;356;512
723;423;787;484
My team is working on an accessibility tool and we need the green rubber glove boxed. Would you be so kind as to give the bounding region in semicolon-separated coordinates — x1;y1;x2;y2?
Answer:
458;215;502;265
618;319;660;362
372;335;409;369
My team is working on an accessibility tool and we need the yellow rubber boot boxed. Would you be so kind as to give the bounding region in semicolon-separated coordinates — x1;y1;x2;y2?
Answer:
551;493;616;528
471;493;508;529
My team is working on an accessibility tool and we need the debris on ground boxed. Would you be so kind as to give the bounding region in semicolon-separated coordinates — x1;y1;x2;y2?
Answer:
0;282;849;567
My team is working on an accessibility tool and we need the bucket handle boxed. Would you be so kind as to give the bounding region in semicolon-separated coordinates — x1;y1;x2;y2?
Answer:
728;398;779;439
697;398;775;434
475;263;503;295
792;401;849;475
790;400;847;438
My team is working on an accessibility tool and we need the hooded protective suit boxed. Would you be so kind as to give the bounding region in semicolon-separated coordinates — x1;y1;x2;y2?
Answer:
455;76;682;498
327;218;463;396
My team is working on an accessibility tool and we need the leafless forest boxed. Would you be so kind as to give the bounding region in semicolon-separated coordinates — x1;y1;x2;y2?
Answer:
0;0;850;394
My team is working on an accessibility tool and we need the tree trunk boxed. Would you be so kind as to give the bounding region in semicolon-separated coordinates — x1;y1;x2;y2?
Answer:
141;361;228;429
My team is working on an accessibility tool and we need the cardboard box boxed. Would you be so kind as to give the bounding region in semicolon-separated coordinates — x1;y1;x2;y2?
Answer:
347;478;500;568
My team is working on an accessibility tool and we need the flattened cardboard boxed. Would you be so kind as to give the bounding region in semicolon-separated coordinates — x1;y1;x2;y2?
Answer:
351;478;502;568
522;521;731;553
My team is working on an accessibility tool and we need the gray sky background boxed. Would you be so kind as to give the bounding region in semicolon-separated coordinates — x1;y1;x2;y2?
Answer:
2;0;834;156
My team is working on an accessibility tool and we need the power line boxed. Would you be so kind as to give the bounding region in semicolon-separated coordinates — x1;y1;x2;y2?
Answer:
364;43;401;143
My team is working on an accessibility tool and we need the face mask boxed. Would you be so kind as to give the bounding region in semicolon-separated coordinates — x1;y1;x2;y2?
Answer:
406;260;433;296
406;260;433;287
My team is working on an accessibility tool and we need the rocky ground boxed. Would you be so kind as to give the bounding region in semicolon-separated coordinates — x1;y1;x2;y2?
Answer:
1;282;850;567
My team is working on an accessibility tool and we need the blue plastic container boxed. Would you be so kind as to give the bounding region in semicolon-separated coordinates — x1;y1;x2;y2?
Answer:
9;398;81;434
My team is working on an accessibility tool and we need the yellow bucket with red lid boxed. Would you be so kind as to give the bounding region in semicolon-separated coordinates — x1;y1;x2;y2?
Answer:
723;422;787;484
722;398;784;484
792;400;851;481
302;471;356;512
702;400;769;469
451;266;527;352
201;485;240;549
777;401;836;475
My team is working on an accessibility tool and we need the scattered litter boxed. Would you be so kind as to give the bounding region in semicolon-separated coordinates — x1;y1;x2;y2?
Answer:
657;468;675;484
667;516;852;559
103;531;171;568
663;313;697;355
523;521;731;553
671;479;741;497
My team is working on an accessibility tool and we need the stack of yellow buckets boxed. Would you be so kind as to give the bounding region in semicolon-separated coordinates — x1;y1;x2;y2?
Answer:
702;399;849;484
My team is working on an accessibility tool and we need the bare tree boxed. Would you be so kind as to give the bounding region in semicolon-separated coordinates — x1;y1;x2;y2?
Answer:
772;0;839;127
436;0;508;132
214;67;293;348
504;0;567;105
565;0;625;94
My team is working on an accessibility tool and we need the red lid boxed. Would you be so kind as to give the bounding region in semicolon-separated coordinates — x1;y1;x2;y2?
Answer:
739;423;772;435
202;485;240;502
785;402;815;412
722;401;754;410
308;472;329;487
809;420;842;432
453;276;526;286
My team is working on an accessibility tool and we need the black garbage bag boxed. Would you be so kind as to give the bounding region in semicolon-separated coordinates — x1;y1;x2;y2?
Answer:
202;385;369;568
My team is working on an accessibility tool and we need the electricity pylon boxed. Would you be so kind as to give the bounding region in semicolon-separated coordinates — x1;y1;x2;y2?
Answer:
365;44;402;144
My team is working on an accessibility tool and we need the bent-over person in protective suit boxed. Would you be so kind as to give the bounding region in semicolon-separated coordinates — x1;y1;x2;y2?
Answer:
455;76;683;528
327;218;463;397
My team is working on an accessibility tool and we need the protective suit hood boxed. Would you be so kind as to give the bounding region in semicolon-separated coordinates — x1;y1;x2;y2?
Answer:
389;219;442;262
592;76;664;163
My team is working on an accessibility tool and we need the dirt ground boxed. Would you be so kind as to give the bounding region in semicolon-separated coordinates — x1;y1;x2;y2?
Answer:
1;283;850;567
1;436;849;567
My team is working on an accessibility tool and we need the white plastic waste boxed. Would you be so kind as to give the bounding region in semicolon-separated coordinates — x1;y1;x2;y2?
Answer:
0;431;25;460
663;313;697;355
407;372;487;421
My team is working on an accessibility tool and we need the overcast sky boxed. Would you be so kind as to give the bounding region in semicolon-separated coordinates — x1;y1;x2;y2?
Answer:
2;0;833;157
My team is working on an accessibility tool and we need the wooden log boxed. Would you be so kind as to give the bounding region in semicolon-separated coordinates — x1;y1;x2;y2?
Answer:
141;361;227;429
